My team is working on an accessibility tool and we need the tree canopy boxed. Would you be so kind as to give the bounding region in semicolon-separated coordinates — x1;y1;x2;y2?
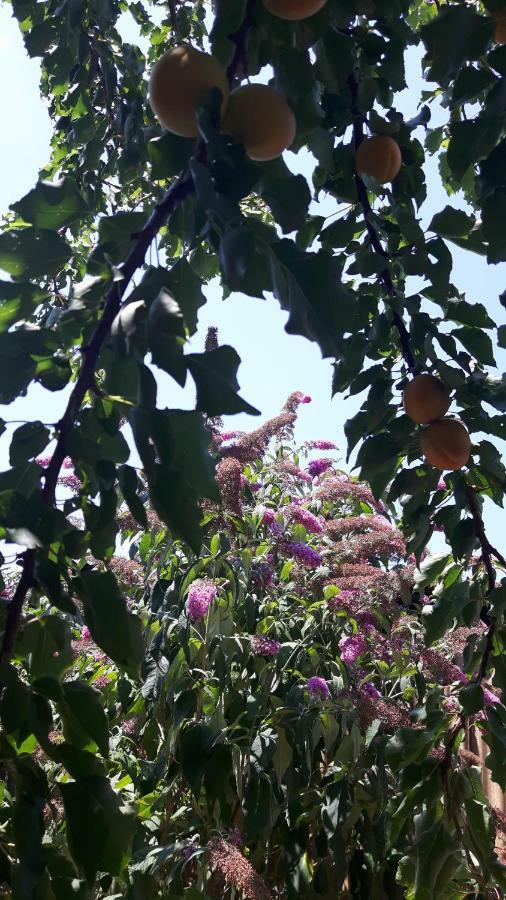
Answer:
1;0;506;896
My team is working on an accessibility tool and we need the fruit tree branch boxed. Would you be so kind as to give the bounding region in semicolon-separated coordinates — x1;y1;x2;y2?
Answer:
464;483;505;597
347;70;416;372
0;4;256;664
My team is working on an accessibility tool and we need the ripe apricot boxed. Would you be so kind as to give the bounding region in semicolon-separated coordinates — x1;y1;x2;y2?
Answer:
420;419;471;471
355;135;402;184
263;0;328;19
403;374;450;425
495;19;506;41
148;45;229;138
222;84;296;161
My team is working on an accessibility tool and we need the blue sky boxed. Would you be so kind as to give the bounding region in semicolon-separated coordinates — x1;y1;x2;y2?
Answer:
0;5;504;551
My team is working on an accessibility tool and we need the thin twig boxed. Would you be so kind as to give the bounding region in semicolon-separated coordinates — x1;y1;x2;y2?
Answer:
347;69;415;371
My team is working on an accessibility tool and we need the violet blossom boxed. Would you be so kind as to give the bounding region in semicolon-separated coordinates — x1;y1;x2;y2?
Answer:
251;635;281;657
187;578;218;622
307;439;337;450
307;676;330;700
284;541;322;568
288;505;324;534
361;682;381;700
307;457;333;478
339;634;369;664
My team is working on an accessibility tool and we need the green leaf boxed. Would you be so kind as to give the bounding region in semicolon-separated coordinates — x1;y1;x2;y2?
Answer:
179;722;216;796
453;326;495;365
219;227;272;297
429;206;476;238
15;616;74;680
447;118;502;181
411;811;459;900
148;133;195;180
482;190;506;263
0;228;72;278
459;683;484;716
414;552;451;593
118;465;148;530
12;178;88;229
268;242;354;359
186;346;260;416
421;8;492;86
0;280;49;331
424;580;470;645
147;289;187;385
60;776;135;882
9;422;50;466
131;262;205;336
259;164;311;234
62;681;109;757
73;570;144;678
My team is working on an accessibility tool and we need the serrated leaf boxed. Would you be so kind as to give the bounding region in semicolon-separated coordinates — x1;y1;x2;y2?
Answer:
12;178;88;229
60;777;135;881
73;570;144;678
186;346;260;416
0;228;71;278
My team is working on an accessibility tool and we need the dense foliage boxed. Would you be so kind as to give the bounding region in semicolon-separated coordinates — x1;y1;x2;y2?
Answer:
1;0;506;896
2;397;505;898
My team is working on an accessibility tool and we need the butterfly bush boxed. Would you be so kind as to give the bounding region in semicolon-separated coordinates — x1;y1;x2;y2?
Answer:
36;392;505;897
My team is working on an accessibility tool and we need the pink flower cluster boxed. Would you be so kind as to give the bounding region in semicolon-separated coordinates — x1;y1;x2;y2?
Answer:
339;634;369;664
284;541;322;568
317;476;375;507
307;457;333;478
307;676;329;700
187;578;218;621
251;635;281;657
327;589;361;613
287;505;323;534
307;439;337;450
257;506;284;538
58;473;81;491
422;649;467;685
361;682;381;699
216;457;243;516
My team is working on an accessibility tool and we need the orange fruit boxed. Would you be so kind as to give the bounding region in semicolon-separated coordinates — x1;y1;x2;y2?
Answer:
355;135;402;184
420;419;471;471
495;19;506;41
403;374;451;425
148;45;229;138
222;84;296;161
263;0;328;20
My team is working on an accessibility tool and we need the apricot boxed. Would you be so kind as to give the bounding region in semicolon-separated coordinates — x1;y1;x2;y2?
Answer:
222;84;296;161
420;419;471;471
403;374;450;425
495;20;506;41
148;45;229;138
355;135;402;184
263;0;328;19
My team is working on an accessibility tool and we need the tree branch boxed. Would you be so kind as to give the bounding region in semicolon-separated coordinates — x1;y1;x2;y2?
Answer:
465;483;505;596
347;70;415;372
0;4;256;664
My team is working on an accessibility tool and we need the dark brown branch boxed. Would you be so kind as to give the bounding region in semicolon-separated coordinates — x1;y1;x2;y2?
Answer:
0;3;256;664
465;483;505;596
347;70;415;372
